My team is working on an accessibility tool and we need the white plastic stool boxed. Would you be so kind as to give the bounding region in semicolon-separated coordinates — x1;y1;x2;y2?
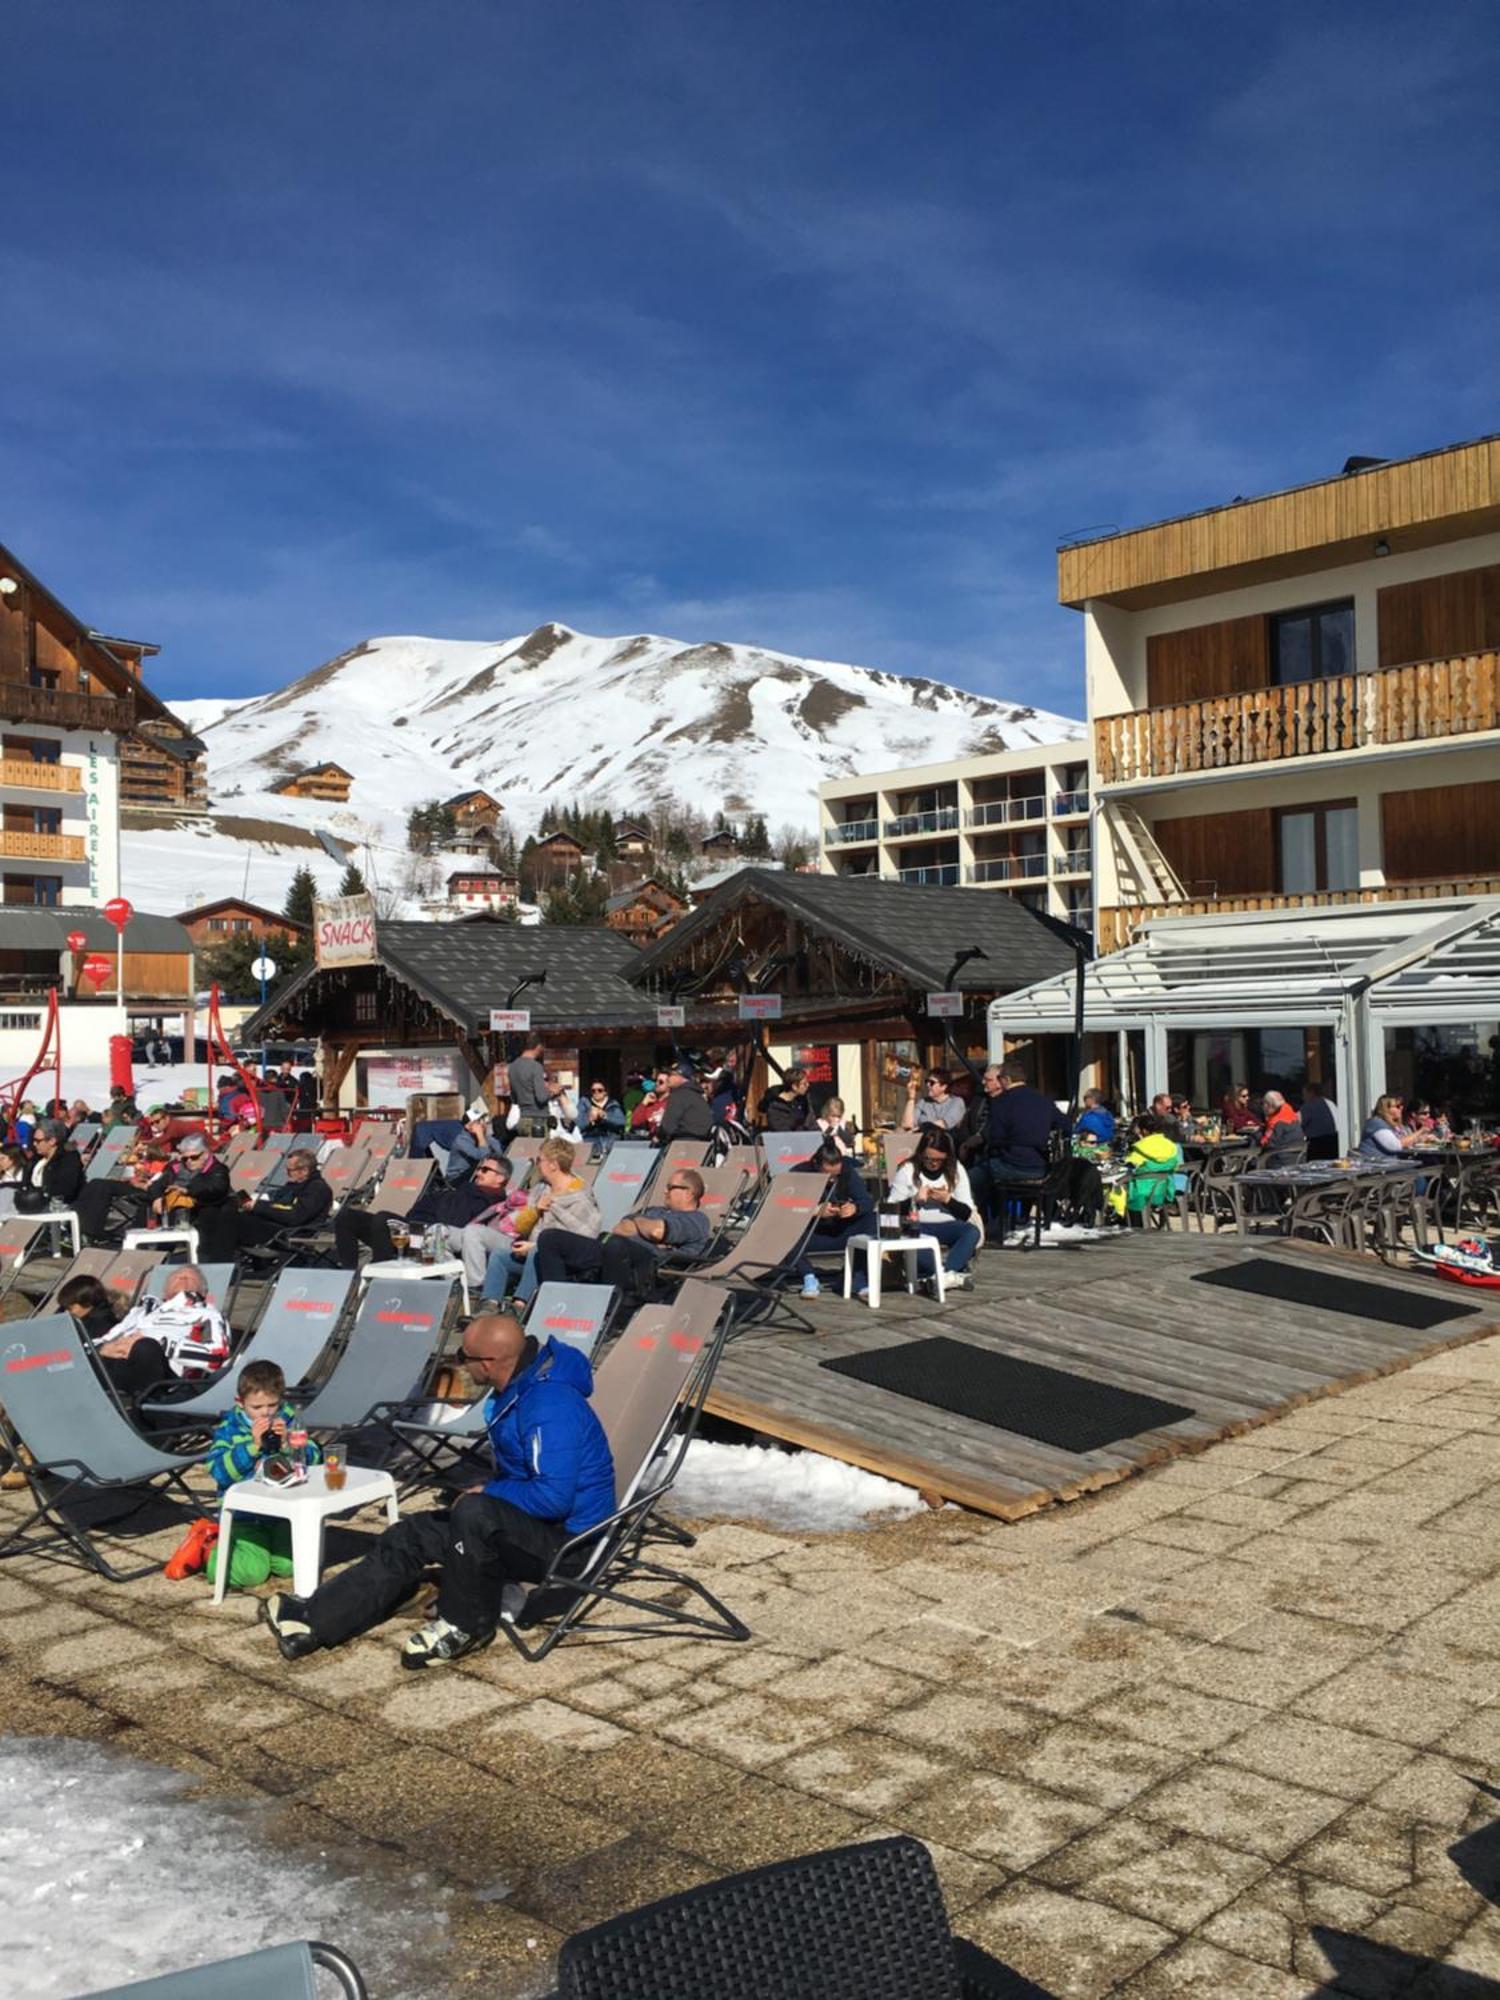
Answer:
213;1464;399;1603
39;1210;81;1258
842;1232;946;1309
359;1257;470;1316
124;1225;200;1260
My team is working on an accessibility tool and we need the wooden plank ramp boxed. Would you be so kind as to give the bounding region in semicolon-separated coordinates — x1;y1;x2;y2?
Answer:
704;1233;1500;1521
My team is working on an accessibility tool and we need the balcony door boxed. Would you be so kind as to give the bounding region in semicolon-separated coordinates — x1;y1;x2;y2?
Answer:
1271;600;1354;684
1276;801;1358;894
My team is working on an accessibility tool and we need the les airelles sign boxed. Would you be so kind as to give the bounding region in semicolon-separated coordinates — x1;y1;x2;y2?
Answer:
314;893;378;968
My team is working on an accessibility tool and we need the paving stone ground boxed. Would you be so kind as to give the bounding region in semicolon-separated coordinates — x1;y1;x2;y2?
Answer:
4;1336;1500;1996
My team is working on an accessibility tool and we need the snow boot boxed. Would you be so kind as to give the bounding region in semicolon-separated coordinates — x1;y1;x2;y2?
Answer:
259;1592;320;1661
401;1615;495;1669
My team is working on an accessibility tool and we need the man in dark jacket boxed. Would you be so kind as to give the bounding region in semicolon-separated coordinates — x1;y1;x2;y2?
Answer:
232;1149;334;1251
653;1066;714;1147
972;1064;1070;1223
793;1139;875;1296
761;1067;810;1132
333;1154;509;1267
17;1121;86;1214
532;1166;711;1302
261;1314;616;1667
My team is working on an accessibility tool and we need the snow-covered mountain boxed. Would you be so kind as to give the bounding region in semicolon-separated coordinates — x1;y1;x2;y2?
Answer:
123;623;1082;915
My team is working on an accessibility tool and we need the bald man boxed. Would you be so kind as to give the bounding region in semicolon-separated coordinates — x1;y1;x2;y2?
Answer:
261;1313;616;1668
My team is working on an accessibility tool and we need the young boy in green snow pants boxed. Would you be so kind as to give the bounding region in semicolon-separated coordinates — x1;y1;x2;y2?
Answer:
205;1359;322;1590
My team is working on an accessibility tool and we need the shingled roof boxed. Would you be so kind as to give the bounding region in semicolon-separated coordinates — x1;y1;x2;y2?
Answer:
628;868;1082;993
244;921;645;1037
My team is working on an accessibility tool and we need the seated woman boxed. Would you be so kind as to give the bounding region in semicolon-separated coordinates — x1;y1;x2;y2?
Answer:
1106;1114;1184;1224
1359;1095;1418;1160
815;1096;858;1156
885;1126;981;1290
792;1136;875;1296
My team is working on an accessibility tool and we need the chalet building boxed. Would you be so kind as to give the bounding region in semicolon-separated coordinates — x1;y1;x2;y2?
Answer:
446;867;519;914
0;542;189;910
605;877;687;945
613;818;654;860
993;431;1500;1122
526;829;587;888
699;827;740;861
273;762;354;803
119;712;209;813
446;788;503;831
175;899;309;948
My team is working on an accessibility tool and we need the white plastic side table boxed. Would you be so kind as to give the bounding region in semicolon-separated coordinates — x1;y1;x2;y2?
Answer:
842;1232;946;1309
124;1225;200;1260
360;1257;470;1315
212;1464;399;1604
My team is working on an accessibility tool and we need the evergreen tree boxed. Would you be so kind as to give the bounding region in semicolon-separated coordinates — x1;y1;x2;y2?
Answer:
741;814;772;858
284;866;318;928
542;868;611;925
337;861;367;897
199;928;312;1002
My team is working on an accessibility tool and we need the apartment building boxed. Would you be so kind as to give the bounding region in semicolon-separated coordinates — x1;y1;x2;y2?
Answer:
991;432;1500;1118
817;738;1091;930
273;762;354;803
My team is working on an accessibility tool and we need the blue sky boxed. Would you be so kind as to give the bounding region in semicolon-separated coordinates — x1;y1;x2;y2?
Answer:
5;1;1498;715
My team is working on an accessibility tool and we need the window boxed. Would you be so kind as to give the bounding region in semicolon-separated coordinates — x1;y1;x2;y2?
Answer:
3;875;63;906
27;668;59;692
1276;802;1358;893
1271;600;1355;684
353;991;378;1024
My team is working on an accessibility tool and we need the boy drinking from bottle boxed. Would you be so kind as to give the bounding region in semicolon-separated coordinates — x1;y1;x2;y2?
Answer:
164;1359;321;1587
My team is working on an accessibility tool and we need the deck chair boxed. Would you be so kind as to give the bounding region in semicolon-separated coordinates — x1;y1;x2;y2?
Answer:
229;1147;277;1197
0;1311;204;1580
300;1277;454;1434
84;1128;135;1182
547;1834;1036;2000
259;1131;323;1190
354;1120;402;1172
219;1128;257;1168
656;1138;712;1185
33;1247;164;1317
679;1180;825;1330
140;1268;355;1424
503;1135;546;1184
526;1281;616;1357
0;1217;47;1297
763;1132;822;1174
81;1938;367;2000
503;1280;747;1659
71;1120;102;1154
880;1128;922;1182
593;1143;657;1232
321;1144;374;1203
374;1159;433;1218
428;1141;452;1178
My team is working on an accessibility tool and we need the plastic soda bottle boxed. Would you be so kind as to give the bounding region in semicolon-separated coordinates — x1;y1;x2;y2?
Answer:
288;1407;308;1473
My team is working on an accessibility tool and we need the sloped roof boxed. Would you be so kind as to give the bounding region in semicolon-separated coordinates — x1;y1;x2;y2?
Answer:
630;868;1080;993
0;906;191;954
606;878;685;915
175;898;307;931
244;921;645;1037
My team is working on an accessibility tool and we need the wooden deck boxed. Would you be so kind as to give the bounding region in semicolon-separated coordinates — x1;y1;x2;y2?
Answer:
705;1235;1500;1520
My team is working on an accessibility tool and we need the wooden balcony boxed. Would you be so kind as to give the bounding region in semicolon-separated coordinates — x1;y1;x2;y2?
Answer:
0;680;136;734
1095;650;1500;785
1099;873;1500;953
0;759;82;794
0;829;87;863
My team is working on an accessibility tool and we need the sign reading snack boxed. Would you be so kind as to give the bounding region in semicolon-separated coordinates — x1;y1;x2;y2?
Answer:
737;993;782;1021
315;893;378;968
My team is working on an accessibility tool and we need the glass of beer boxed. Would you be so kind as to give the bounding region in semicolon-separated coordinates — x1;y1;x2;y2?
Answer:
389;1222;411;1262
324;1448;346;1492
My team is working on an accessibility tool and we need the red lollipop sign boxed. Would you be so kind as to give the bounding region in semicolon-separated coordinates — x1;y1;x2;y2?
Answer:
66;930;87;954
102;898;133;932
81;955;113;989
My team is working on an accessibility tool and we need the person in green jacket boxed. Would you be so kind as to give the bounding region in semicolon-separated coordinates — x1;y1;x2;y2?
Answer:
166;1360;322;1588
1107;1115;1184;1221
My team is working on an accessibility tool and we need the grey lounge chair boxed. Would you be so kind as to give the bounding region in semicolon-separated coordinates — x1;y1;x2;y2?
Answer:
228;1146;278;1197
503;1280;749;1659
373;1158;434;1219
300;1277;454;1434
85;1128;136;1182
142;1261;235;1305
0;1311;204;1580
80;1939;366;2000
546;1834;1042;2000
667;1178;825;1331
593;1141;657;1231
321;1142;373;1203
764;1132;823;1174
140;1267;354;1423
0;1217;47;1298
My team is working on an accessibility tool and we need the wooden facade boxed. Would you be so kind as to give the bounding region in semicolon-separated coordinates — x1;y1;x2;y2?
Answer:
175;899;308;948
1096;649;1500;785
1060;433;1500;609
1099;876;1500;954
1381;778;1500;882
1145;612;1269;707
274;762;354;802
119;715;208;811
1151;807;1276;898
1377;560;1500;668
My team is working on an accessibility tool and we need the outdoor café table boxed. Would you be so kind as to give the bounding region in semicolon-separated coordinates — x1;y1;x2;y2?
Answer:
212;1463;399;1605
843;1231;947;1308
1230;1158;1420;1235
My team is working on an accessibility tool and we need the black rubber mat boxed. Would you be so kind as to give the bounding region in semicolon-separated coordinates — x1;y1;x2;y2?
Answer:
1191;1256;1477;1329
821;1336;1195;1453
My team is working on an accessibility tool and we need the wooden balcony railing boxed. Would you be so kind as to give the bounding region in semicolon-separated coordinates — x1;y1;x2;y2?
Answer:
1099;874;1500;952
0;680;136;734
0;759;82;793
0;830;87;863
1095;650;1500;784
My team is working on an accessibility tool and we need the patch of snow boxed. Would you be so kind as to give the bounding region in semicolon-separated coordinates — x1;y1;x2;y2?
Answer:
665;1437;924;1532
0;1737;452;2000
169;696;250;733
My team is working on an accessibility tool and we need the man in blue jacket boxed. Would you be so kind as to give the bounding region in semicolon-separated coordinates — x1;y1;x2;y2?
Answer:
260;1314;615;1668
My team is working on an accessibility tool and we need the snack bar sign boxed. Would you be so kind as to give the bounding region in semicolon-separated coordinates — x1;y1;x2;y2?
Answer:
314;894;378;968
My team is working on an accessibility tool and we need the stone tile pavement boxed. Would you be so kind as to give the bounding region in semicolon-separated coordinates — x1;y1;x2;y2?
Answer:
3;1339;1500;1996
